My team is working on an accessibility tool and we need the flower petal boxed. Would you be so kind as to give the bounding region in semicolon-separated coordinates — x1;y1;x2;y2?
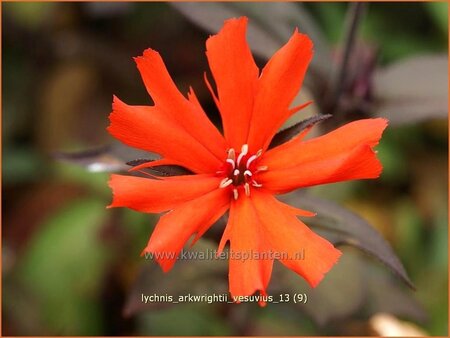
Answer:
143;188;230;272
247;31;313;152
108;174;222;213
260;144;383;193
251;190;342;287
108;97;222;173
259;118;388;193
134;49;227;160
276;199;316;217
220;197;274;298
220;189;339;297
262;118;388;169
206;17;259;149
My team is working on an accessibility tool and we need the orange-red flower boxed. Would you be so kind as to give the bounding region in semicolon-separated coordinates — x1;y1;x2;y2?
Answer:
108;17;387;302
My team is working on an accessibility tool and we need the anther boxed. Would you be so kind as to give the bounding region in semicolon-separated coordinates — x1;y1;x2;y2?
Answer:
246;155;258;168
226;158;235;169
219;178;233;188
256;165;268;172
233;188;239;200
241;144;249;154
227;148;236;161
244;170;252;177
252;181;263;187
246;149;262;168
244;183;250;196
237;144;249;166
233;169;240;176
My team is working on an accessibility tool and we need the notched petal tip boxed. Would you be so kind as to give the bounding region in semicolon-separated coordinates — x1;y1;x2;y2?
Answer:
301;211;317;218
108;96;126;126
106;174;122;209
133;48;159;62
106;96;123;131
291;29;314;51
111;94;127;110
140;248;174;273
214;16;249;35
376;117;390;126
291;30;314;58
374;118;389;144
307;246;342;289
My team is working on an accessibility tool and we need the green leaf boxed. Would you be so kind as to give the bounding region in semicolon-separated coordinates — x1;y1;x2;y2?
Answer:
282;193;414;289
3;146;44;184
4;2;55;29
136;303;233;336
373;54;448;125
425;2;448;35
15;198;111;335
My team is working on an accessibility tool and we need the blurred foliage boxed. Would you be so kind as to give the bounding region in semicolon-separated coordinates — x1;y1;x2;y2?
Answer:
2;2;448;336
9;199;111;334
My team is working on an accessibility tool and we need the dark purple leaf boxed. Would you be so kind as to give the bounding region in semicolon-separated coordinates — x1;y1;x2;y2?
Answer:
323;3;367;115
270;249;425;327
269;114;332;149
363;264;427;323
84;2;131;18
126;159;193;177
373;54;447;125
270;249;366;326
282;193;414;289
53;143;155;173
171;2;332;84
123;240;228;317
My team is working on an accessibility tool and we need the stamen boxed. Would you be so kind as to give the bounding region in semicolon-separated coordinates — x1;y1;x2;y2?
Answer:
227;148;236;161
246;149;262;168
219;178;233;188
236;144;249;166
241;144;249;154
246;155;258;168
226;158;235;169
220;146;265;199
244;183;250;196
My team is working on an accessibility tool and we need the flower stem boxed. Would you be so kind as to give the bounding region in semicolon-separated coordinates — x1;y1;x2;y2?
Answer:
325;2;367;116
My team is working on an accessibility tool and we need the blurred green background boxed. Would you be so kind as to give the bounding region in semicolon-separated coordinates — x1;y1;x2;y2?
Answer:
2;2;448;336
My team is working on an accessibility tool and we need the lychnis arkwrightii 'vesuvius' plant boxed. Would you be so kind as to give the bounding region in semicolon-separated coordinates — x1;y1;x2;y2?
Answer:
107;17;387;305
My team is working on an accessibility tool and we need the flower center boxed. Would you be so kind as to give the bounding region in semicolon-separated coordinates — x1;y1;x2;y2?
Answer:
217;144;267;200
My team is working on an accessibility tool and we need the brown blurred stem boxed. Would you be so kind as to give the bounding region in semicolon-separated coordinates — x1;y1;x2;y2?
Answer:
325;2;367;115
